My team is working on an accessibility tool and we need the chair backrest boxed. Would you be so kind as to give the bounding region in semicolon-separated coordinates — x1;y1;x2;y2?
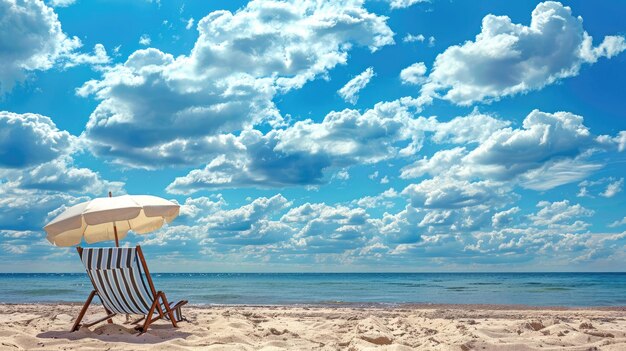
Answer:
78;246;157;315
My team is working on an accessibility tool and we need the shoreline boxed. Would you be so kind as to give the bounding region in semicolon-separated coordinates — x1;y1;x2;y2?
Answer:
3;302;626;311
2;303;625;350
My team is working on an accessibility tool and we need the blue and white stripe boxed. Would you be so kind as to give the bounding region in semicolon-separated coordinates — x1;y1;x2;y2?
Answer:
79;247;184;321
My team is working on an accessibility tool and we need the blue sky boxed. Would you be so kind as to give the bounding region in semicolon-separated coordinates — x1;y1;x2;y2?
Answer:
0;0;625;272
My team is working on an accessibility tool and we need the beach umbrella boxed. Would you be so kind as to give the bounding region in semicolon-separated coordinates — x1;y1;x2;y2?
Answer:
44;192;180;247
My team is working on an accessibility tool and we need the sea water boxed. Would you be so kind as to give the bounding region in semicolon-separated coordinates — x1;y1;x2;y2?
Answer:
1;273;625;307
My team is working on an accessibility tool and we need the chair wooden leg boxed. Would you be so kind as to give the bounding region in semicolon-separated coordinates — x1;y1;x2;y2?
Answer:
131;316;145;325
139;295;160;333
83;313;117;328
159;292;178;327
105;307;114;324
71;290;96;332
155;292;164;319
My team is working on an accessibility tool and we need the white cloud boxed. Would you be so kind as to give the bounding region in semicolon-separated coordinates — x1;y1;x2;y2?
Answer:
403;33;425;43
400;62;426;85
132;192;626;269
0;111;124;234
17;156;124;194
419;1;626;105
492;207;520;228
601;178;623;198
465;110;594;181
427;36;435;47
334;169;350;180
0;0;81;94
138;34;151;46
388;0;429;10
80;0;394;166
186;17;195;30
0;181;87;232
577;177;624;198
402;176;512;209
608;217;626;228
377;205;422;244
281;203;375;253
202;195;292;245
616;131;626;152
48;0;75;7
2;244;28;255
166;98;425;192
431;109;510;144
353;188;398;209
529;200;594;231
0;112;74;168
63;43;110;68
401;147;466;179
338;67;375;104
402;110;612;191
519;158;603;191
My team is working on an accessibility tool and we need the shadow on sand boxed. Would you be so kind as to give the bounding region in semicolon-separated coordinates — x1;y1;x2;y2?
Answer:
37;322;192;344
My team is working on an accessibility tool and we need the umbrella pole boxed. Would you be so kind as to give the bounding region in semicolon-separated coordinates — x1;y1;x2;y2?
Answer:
109;191;120;247
113;225;119;247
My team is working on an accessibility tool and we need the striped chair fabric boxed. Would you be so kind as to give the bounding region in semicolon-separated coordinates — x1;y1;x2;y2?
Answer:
79;247;184;322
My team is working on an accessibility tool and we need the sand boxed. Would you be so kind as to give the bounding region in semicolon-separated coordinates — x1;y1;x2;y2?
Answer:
0;304;625;350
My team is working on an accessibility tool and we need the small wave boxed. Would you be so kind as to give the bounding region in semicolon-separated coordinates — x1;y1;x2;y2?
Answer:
23;289;78;296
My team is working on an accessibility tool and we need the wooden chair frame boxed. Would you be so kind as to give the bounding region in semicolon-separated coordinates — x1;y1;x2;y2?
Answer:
71;246;187;333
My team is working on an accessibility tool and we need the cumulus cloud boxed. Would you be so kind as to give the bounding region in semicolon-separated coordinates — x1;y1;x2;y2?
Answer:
401;147;466;179
430;109;511;144
133;191;626;269
16;156;124;194
578;177;624;198
492;207;520;228
0;111;124;235
616;131;626;152
48;0;75;7
419;1;626;105
338;67;375;104
201;195;292;245
63;43;110;68
138;34;151;46
466;110;594;181
281;203;376;253
388;0;429;10
166;98;424;193
0;112;73;168
400;62;426;85
353;188;398;209
403;109;611;191
608;217;626;228
529;200;594;231
185;17;195;30
0;181;87;232
334;169;350;181
402;177;512;209
79;0;394;167
601;178;623;198
427;36;435;47
0;0;80;93
403;33;425;43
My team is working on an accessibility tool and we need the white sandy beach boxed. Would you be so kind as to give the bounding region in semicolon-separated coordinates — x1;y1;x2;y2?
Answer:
0;304;624;350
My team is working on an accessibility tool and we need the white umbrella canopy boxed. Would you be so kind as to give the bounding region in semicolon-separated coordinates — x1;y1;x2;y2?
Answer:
44;195;180;247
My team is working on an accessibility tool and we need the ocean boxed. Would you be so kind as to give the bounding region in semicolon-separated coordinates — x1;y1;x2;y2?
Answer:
1;272;625;307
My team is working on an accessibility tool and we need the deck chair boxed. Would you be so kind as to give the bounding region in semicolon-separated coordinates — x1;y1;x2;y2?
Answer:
71;246;188;333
